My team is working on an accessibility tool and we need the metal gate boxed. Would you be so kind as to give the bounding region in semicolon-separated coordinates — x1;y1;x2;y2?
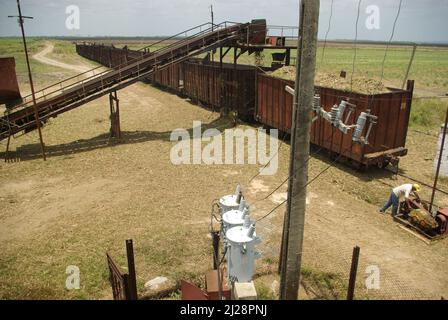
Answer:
106;239;138;300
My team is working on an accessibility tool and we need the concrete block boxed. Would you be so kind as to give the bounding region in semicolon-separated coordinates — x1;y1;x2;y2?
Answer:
233;281;257;300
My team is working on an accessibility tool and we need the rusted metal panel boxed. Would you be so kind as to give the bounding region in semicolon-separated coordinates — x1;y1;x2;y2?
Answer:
249;19;268;45
266;36;286;46
0;57;21;105
182;61;257;118
153;63;182;91
205;269;231;300
255;73;414;166
106;253;127;300
76;44;139;69
106;239;138;300
181;280;208;300
256;75;292;133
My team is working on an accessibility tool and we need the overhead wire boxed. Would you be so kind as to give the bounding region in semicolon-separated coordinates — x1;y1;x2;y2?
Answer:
248;130;288;183
321;0;335;64
256;144;352;222
380;0;404;83
350;0;363;92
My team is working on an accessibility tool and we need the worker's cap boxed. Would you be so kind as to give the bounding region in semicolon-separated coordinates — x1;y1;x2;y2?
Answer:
412;184;421;191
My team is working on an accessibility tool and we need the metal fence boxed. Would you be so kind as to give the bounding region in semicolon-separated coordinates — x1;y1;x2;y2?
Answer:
254;210;437;300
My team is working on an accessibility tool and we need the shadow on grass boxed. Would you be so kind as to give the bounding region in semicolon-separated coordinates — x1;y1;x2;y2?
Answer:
1;116;235;162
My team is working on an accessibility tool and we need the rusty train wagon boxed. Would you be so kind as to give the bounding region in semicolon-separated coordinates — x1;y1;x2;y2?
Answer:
76;43;143;69
150;59;257;120
151;62;183;92
182;61;257;119
76;43;258;119
255;74;414;168
0;57;22;107
75;42;415;168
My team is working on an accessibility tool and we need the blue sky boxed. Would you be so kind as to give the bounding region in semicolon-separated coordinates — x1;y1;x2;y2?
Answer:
0;0;447;43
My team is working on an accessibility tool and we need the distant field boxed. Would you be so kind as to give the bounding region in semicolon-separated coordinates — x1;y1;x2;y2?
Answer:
218;45;448;95
0;38;97;95
73;39;448;94
2;38;447;93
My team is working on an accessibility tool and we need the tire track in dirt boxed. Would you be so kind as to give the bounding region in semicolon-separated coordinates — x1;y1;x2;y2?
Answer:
33;42;92;73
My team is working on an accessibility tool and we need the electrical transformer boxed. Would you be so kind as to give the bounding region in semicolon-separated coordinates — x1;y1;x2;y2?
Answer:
219;184;243;215
222;199;249;238
225;222;261;283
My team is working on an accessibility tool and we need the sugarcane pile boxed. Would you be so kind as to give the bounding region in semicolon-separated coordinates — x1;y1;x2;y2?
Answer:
270;66;390;94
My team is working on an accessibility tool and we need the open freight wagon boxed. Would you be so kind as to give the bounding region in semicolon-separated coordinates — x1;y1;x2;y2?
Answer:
76;42;415;169
151;59;257;120
256;74;414;168
76;44;257;120
75;43;144;68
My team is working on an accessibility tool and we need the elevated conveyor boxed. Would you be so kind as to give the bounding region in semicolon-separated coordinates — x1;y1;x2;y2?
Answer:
0;21;266;141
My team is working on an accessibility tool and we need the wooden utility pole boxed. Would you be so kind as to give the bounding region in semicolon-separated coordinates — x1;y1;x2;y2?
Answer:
401;44;417;90
430;108;448;212
8;0;46;160
280;0;319;300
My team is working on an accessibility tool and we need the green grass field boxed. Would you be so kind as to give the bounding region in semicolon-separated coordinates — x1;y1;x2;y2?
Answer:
0;38;90;95
212;44;448;93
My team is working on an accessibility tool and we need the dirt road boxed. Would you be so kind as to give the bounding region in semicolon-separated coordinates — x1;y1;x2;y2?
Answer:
33;42;92;73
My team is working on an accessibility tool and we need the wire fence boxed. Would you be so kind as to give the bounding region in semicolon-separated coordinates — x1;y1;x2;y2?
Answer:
254;211;438;300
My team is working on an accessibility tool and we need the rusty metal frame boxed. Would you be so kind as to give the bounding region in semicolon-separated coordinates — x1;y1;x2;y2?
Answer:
106;239;137;300
346;246;360;300
109;91;121;139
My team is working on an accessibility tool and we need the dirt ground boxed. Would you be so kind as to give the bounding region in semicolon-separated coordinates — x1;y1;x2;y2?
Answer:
0;43;447;299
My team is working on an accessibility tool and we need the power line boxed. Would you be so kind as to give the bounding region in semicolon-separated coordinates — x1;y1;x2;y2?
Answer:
380;0;403;82
256;132;353;222
321;0;334;63
248;131;288;183
251;143;329;205
256;145;350;222
350;0;363;92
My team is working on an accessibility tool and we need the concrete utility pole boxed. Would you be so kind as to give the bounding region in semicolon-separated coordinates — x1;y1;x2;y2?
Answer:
280;0;319;300
8;0;46;160
279;0;305;293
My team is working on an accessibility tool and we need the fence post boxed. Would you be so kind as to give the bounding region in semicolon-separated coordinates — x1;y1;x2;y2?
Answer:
212;231;220;270
126;239;138;300
347;246;360;300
